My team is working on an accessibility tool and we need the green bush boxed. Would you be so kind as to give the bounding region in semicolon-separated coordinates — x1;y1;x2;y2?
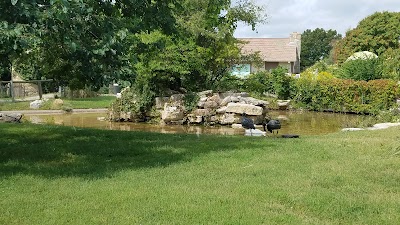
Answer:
241;67;295;99
241;71;273;95
294;78;400;114
338;58;381;81
183;92;200;112
271;67;295;99
214;75;244;92
379;48;400;80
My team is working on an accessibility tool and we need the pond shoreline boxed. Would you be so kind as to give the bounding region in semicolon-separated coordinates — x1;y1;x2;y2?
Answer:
0;108;108;115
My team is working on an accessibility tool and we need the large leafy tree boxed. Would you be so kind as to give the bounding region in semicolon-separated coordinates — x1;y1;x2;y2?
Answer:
0;0;44;80
333;11;400;63
2;0;265;109
300;28;342;71
8;0;181;90
133;0;265;93
36;0;178;89
125;0;266;114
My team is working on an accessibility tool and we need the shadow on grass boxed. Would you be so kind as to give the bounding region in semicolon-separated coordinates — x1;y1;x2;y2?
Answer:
0;123;276;179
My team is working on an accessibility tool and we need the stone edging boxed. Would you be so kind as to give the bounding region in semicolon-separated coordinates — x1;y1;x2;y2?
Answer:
0;108;108;115
342;122;400;131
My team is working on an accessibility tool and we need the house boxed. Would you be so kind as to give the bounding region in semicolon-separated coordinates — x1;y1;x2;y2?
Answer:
232;32;301;76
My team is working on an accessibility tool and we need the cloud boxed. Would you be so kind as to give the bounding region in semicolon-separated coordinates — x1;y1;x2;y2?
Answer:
234;0;400;38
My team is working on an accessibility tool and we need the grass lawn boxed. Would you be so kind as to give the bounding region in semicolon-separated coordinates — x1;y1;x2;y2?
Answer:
0;95;115;111
1;123;400;224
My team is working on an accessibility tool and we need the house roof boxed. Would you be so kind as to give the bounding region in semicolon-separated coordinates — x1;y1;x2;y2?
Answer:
238;38;298;62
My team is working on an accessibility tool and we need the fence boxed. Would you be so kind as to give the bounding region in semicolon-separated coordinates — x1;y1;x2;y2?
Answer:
0;79;53;101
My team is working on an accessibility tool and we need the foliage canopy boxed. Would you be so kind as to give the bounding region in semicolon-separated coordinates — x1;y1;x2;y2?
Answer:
300;28;342;71
333;11;400;63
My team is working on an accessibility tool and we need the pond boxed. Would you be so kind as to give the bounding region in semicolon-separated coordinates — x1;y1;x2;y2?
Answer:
23;110;368;136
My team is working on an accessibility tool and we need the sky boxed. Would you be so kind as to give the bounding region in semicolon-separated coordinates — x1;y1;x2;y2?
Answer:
234;0;400;38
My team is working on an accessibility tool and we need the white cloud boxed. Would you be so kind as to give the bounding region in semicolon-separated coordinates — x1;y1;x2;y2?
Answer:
234;0;400;38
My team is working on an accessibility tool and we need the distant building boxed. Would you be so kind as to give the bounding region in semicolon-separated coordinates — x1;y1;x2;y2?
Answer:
233;32;301;76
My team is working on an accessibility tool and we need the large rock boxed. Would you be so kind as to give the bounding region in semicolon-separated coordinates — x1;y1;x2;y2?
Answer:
170;94;185;102
225;103;263;116
277;100;290;110
0;113;22;123
209;94;221;105
52;99;64;108
193;109;212;117
203;100;219;109
238;97;269;107
30;100;44;109
216;106;227;114
155;97;170;109
219;113;241;125
161;103;185;123
198;90;213;98
197;97;208;108
220;96;240;106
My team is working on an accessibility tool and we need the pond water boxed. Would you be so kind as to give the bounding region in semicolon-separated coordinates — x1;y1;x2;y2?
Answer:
23;111;367;136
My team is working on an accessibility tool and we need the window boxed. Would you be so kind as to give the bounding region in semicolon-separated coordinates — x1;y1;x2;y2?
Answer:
231;64;251;78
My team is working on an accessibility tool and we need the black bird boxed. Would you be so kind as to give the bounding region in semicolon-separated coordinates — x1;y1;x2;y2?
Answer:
241;113;255;135
263;118;281;134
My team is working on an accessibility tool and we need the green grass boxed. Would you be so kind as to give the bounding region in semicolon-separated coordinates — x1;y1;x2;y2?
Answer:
0;101;31;111
1;123;400;224
62;96;115;109
0;96;115;111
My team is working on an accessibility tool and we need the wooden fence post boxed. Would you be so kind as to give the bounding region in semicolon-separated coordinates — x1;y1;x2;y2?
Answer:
37;81;43;99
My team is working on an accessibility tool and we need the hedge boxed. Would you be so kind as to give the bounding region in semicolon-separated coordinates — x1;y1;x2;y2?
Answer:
293;78;400;114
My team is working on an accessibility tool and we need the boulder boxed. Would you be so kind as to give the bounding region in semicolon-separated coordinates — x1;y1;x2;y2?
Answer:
210;115;220;123
203;100;219;109
225;103;263;116
52;99;64;108
220;96;241;106
219;113;240;125
155;97;170;109
170;94;185;102
162;103;185;123
277;100;290;110
216;106;227;114
30;100;44;109
193;109;212;117
0;113;22;123
231;124;243;129
209;94;221;105
197;97;208;108
220;96;231;106
239;97;269;107
198;90;213;98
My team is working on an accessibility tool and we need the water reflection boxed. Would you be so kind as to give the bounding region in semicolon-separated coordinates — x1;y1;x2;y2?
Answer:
24;111;367;136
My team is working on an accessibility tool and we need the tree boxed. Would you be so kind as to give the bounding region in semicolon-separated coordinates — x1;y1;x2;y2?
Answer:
124;0;266;115
339;57;381;81
300;28;342;71
333;11;400;63
0;0;43;80
379;48;400;80
10;0;181;91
